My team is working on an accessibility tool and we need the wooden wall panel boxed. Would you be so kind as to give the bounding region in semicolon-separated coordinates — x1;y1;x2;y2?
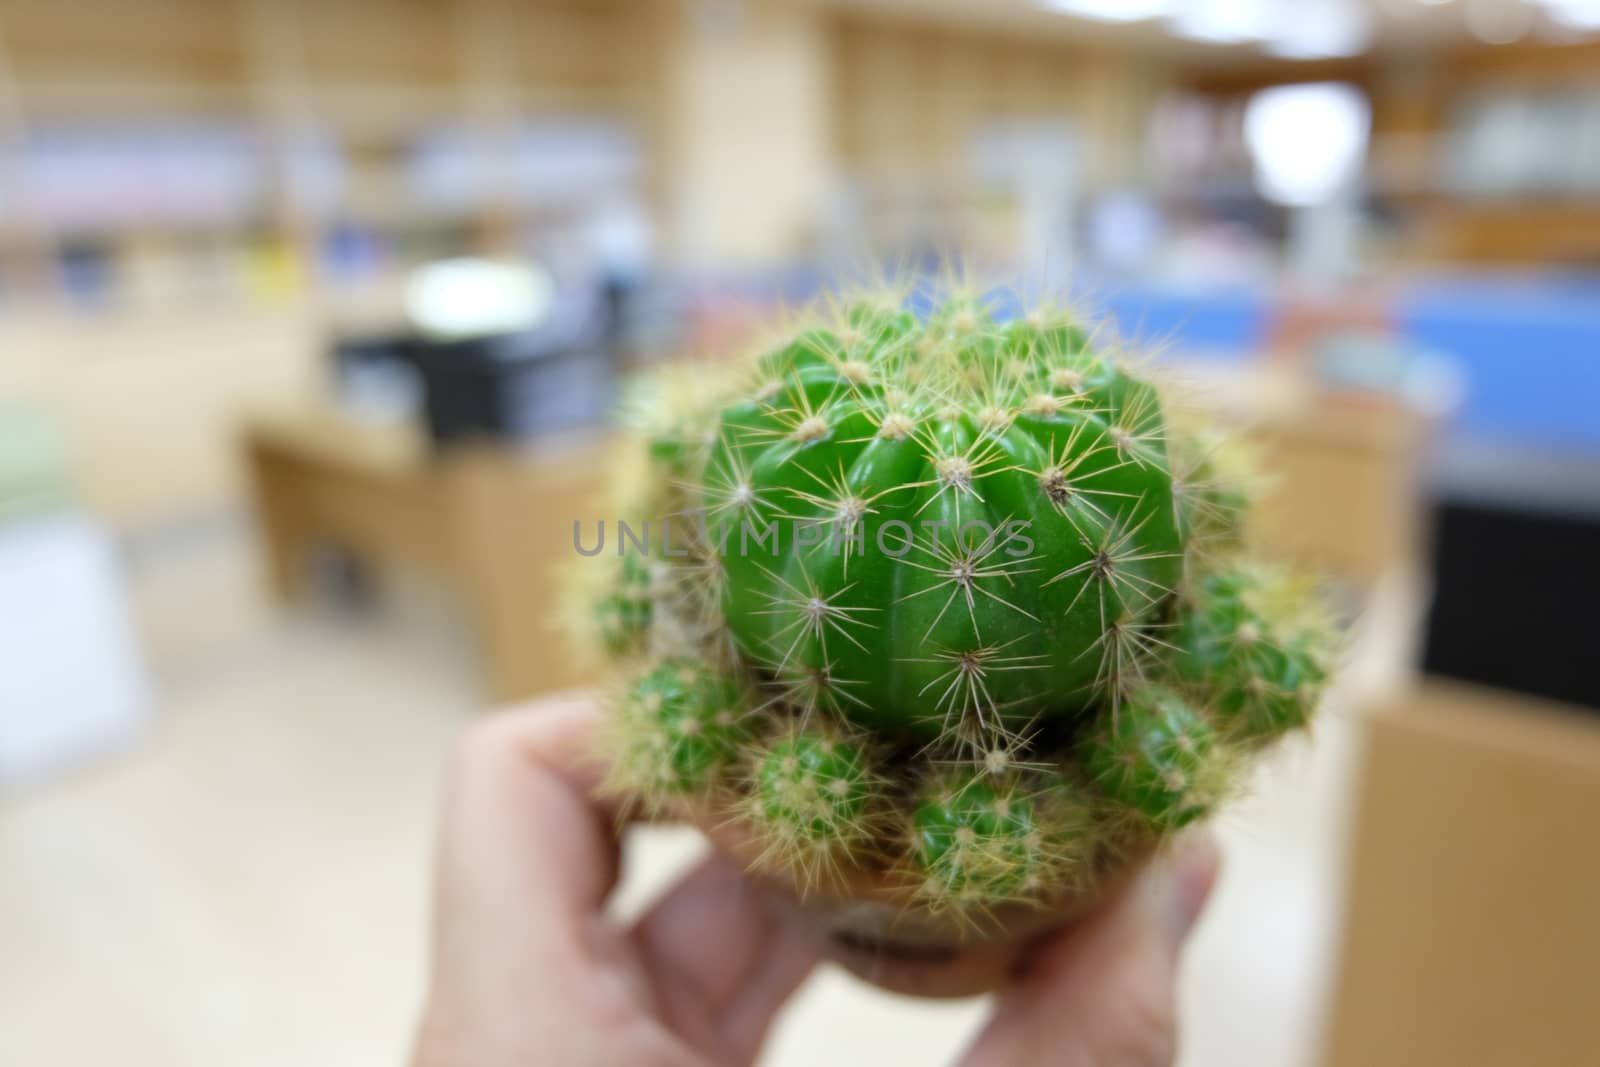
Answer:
830;14;1161;188
1;0;251;115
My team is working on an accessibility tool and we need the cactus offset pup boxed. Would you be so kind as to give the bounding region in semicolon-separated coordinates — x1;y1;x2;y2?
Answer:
581;285;1334;994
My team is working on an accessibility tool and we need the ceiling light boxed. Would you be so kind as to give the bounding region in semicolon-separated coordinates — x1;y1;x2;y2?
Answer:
1171;0;1274;43
1538;0;1600;30
1466;0;1535;42
1264;33;1371;59
1037;0;1174;21
1263;0;1375;57
1244;82;1372;206
405;258;553;340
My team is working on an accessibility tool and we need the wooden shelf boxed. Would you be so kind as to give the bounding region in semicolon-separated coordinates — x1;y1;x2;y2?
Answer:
1407;200;1600;266
0;0;657;305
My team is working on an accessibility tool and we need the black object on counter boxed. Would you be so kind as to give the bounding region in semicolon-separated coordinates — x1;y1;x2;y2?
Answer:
328;280;623;449
1420;441;1600;712
402;329;614;448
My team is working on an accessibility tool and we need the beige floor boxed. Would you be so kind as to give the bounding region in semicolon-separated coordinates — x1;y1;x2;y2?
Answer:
0;526;1409;1067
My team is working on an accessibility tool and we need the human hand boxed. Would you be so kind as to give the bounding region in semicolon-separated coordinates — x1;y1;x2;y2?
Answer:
411;695;1220;1067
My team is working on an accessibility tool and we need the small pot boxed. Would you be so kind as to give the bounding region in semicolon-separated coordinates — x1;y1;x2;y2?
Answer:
697;812;1151;998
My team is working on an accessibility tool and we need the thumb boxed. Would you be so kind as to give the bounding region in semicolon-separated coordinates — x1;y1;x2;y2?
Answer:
958;830;1221;1067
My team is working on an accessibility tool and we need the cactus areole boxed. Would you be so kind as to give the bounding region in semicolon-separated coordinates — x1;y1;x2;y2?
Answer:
586;285;1335;926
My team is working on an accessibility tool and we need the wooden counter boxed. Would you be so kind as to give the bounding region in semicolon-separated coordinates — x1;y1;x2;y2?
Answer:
244;411;612;702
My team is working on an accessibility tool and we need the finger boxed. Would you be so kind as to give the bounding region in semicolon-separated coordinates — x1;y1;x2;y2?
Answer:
632;854;820;1065
717;912;816;1065
959;830;1222;1067
428;694;620;974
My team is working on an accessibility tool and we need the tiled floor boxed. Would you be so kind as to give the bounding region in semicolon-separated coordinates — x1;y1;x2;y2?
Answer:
0;527;1409;1067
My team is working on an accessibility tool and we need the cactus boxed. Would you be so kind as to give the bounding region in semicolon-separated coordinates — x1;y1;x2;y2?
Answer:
1081;684;1222;830
585;282;1335;922
593;551;655;657
607;657;749;810
1170;566;1330;744
909;772;1092;914
740;719;884;887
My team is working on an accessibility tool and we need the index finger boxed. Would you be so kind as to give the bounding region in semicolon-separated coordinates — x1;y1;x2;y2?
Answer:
430;693;620;931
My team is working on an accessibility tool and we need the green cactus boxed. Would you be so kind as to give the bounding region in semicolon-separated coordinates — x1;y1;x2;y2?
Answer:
1082;684;1221;830
594;551;655;657
706;304;1180;742
741;720;884;885
1171;567;1330;744
909;772;1092;912
607;657;749;806
586;283;1335;917
911;775;1046;908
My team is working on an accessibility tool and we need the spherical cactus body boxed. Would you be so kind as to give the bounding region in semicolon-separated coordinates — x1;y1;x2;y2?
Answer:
706;310;1182;741
581;282;1337;987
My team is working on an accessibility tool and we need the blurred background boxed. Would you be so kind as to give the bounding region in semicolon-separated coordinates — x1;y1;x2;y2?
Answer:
1;1;1597;1064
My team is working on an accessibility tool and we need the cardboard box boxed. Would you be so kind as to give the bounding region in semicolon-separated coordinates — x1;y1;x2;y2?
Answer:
1322;681;1600;1067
